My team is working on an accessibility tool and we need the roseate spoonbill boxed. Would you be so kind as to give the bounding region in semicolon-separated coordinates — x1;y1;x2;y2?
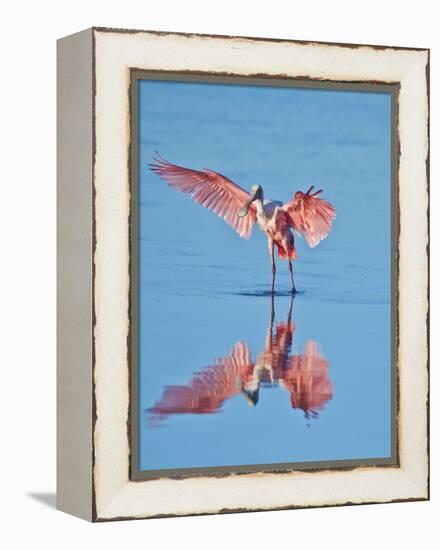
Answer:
149;154;336;293
147;296;332;425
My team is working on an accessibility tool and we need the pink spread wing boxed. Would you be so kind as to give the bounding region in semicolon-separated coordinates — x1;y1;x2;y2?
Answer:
283;187;336;248
149;154;256;239
285;340;333;416
147;342;253;420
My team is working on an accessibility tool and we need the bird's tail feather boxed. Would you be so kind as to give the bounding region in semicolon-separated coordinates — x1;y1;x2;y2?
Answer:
277;242;296;260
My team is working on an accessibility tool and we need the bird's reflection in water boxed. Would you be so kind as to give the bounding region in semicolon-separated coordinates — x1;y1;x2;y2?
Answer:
147;296;333;426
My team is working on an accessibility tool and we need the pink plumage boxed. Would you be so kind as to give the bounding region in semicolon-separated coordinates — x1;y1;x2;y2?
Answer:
149;153;256;240
148;154;336;293
147;342;253;421
283;187;336;248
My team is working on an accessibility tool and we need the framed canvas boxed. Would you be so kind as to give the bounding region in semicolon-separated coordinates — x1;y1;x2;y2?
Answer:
57;27;429;522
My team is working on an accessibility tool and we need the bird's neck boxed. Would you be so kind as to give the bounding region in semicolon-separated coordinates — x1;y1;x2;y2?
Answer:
254;198;266;218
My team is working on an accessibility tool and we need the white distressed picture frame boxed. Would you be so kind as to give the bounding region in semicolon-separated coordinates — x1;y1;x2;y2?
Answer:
57;27;429;522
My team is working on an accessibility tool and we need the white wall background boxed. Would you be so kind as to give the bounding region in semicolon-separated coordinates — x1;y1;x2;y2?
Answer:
0;0;437;548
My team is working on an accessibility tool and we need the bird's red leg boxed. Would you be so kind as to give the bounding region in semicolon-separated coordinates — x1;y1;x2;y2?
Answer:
288;260;296;293
268;238;276;294
287;292;294;323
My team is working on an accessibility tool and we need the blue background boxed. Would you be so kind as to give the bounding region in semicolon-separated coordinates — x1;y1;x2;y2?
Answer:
138;79;392;471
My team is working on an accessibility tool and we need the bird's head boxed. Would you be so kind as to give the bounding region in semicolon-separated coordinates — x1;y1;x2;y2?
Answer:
238;184;263;217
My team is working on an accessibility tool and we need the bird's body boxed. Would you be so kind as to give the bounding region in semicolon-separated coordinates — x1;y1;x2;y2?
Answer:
255;199;283;235
149;154;336;293
255;199;296;260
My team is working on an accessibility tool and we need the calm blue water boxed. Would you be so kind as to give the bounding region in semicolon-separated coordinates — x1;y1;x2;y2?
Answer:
138;79;392;471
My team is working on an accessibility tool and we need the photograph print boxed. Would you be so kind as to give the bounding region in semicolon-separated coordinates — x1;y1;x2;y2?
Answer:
131;73;396;477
